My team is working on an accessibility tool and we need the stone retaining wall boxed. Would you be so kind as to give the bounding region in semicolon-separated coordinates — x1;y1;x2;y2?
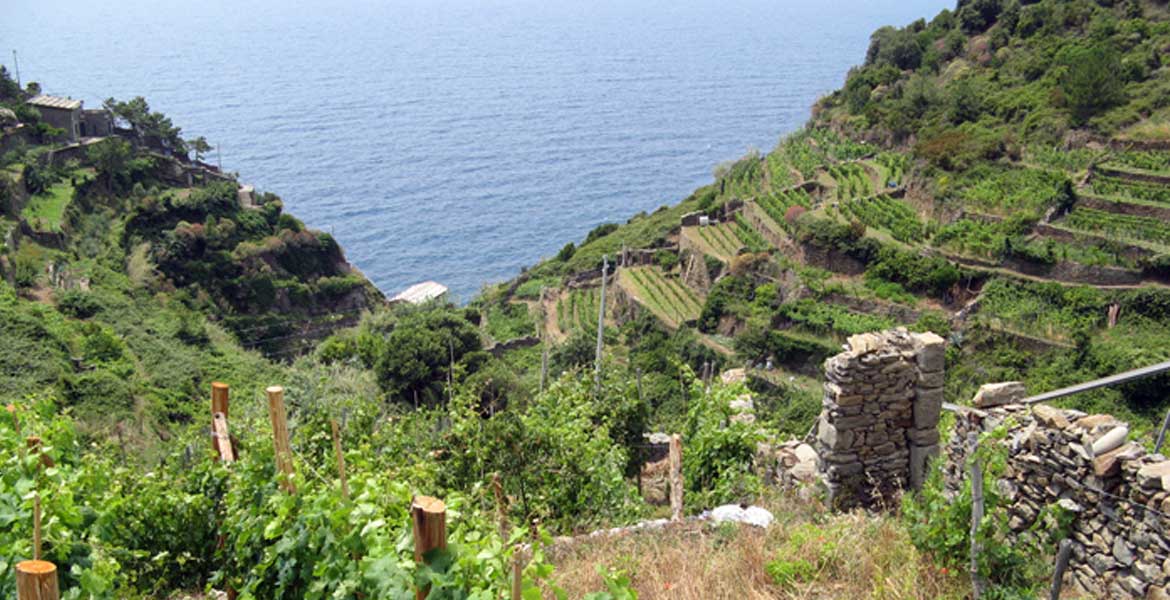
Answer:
945;401;1170;598
815;328;945;509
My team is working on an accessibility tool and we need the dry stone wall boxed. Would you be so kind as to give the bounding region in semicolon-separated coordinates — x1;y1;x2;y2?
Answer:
945;401;1170;598
815;328;945;509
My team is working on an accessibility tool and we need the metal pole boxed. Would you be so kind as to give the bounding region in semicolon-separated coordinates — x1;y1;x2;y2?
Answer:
1154;406;1170;455
594;255;608;388
11;50;20;90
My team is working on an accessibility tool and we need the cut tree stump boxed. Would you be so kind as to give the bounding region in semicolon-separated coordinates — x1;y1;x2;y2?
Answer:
411;496;448;600
16;560;59;600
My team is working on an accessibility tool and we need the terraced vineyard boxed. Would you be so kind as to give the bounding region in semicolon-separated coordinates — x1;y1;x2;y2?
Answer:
1108;150;1170;172
1089;174;1170;205
685;222;745;261
733;213;771;253
839;194;926;243
555;287;605;335
827;163;874;201
618;266;703;328
1061;207;1170;247
870;152;909;188
755;187;813;230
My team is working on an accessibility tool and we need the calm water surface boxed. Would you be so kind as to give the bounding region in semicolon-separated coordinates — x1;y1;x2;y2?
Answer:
2;0;949;300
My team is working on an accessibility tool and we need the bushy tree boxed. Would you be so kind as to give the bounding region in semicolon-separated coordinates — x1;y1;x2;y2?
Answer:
1056;45;1125;123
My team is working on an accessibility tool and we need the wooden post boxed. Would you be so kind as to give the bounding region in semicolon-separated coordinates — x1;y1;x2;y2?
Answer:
1154;406;1170;455
669;434;683;521
330;419;349;499
7;403;19;439
539;346;549;395
26;437;52;468
411;496;447;600
213;413;235;463
969;456;986;599
511;547;523;600
1050;538;1073;600
33;494;41;560
265;386;296;493
15;560;59;600
211;381;230;419
491;472;509;539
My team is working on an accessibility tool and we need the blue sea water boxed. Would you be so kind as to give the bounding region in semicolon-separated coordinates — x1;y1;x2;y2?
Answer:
2;0;950;301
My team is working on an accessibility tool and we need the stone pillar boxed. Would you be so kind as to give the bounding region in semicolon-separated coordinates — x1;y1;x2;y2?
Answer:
816;328;945;509
910;332;945;490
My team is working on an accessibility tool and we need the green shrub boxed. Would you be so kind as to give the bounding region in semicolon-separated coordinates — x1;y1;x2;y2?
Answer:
56;289;102;319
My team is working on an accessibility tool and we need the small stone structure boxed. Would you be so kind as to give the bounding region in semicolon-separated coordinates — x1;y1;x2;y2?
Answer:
815;328;945;508
946;402;1170;598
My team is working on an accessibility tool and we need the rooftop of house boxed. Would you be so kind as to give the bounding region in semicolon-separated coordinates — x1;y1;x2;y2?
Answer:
28;95;83;110
391;281;448;304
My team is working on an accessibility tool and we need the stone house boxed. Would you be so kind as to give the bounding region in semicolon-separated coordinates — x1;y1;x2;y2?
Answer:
26;95;112;142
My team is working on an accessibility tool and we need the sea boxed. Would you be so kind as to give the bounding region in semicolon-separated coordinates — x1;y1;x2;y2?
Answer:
2;0;950;302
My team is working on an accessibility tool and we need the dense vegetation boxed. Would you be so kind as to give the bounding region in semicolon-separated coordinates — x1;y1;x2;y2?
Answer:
6;0;1170;597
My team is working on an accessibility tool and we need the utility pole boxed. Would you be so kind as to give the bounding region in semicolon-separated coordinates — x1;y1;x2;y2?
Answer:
594;255;608;389
11;50;21;89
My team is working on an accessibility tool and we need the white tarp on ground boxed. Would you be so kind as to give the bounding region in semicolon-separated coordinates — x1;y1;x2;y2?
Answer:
703;504;774;528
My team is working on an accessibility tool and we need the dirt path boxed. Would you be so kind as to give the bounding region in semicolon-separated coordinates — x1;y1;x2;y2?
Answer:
542;289;567;344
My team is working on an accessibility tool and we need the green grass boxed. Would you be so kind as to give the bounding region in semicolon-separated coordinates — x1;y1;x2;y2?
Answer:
1089;174;1170;206
22;178;76;232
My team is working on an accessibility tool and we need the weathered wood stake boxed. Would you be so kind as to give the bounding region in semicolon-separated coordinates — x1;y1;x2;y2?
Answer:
539;346;549;395
330;419;349;499
33;494;41;560
1049;538;1073;600
265;386;296;493
511;547;523;600
26;436;53;468
491;472;509;539
969;456;986;599
411;495;448;600
16;560;59;600
211;382;235;462
669;434;683;521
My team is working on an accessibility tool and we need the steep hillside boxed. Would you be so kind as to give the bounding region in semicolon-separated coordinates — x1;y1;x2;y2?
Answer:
0;79;382;439
6;2;1170;598
489;0;1170;436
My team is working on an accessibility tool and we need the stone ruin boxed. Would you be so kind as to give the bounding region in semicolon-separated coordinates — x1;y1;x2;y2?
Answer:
947;393;1170;598
815;328;946;509
759;327;1170;598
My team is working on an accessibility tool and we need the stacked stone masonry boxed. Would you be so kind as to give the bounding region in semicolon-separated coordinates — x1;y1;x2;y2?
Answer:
816;328;945;509
946;402;1170;598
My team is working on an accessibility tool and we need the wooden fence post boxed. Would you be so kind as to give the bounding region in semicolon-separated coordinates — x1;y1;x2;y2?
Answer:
33;494;41;560
411;496;447;600
511;547;523;600
265;386;296;493
491;472;509;540
969;444;987;599
330;419;349;499
26;437;53;468
1050;538;1073;600
211;382;235;462
669;434;683;521
15;560;59;600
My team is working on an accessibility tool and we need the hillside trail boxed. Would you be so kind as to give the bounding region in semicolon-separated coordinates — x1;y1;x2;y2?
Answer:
542;289;568;344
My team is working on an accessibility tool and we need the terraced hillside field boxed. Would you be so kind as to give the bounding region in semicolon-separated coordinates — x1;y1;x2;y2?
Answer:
680;222;744;262
555;286;609;337
617;266;704;329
